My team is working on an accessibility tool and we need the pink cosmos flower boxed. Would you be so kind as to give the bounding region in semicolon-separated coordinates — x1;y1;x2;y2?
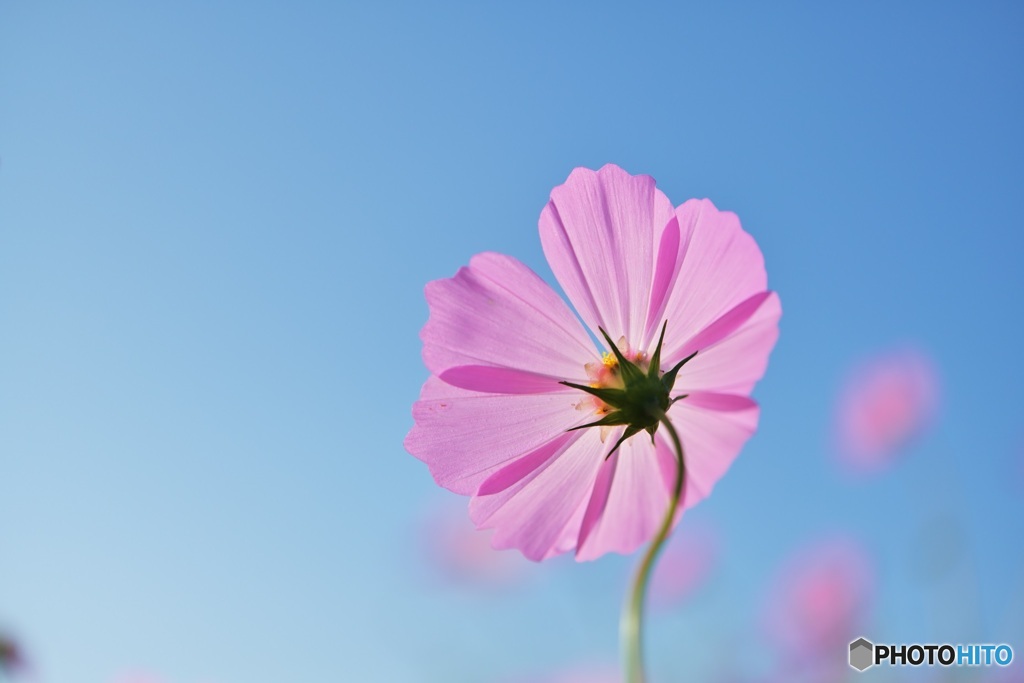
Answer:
418;498;530;587
500;663;620;683
111;675;167;683
761;537;874;658
0;634;24;675
982;665;1024;683
111;675;218;683
405;164;781;561
649;522;719;609
835;346;939;473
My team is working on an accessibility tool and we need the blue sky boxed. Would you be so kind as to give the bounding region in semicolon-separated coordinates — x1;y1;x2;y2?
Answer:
1;2;1022;682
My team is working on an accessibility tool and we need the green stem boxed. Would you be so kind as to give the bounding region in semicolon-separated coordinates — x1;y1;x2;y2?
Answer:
621;415;686;683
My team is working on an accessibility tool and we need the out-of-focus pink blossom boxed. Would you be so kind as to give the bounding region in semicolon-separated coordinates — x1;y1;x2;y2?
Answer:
111;675;223;683
983;665;1024;683
762;537;874;658
111;674;166;683
835;347;939;473
0;634;23;675
406;164;780;561
500;663;620;683
543;666;620;683
419;499;530;587
649;523;719;609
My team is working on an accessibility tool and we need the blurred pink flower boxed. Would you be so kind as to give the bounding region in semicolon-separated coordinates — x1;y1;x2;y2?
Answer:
419;499;530;587
649;523;719;609
0;634;24;675
835;347;939;472
762;537;874;658
406;164;780;561
983;665;1024;683
111;675;223;683
501;663;620;683
543;666;620;683
111;674;166;683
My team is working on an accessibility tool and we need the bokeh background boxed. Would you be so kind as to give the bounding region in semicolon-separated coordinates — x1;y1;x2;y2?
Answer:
2;2;1022;682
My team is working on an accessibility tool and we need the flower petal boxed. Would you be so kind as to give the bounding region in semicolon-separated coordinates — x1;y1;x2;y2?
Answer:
656;199;770;363
675;292;782;395
421;251;595;382
539;164;674;345
405;376;583;495
477;431;579;496
642;214;692;350
683;391;759;412
665;396;760;506
470;428;608;561
574;434;623;556
575;434;676;561
668;291;774;364
439;365;565;394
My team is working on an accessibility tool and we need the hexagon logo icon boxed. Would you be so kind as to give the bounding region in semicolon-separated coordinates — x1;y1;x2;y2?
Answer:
850;637;874;671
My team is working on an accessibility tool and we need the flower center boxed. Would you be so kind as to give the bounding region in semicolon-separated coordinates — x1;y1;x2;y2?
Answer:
561;323;697;458
582;343;651;415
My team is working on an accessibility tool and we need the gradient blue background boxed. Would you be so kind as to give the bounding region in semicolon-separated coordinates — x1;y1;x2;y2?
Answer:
1;2;1022;682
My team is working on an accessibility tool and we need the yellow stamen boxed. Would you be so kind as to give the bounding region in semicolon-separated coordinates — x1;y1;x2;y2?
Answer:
602;352;617;367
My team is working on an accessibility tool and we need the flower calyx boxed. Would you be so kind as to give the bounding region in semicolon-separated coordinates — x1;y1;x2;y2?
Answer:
561;322;696;459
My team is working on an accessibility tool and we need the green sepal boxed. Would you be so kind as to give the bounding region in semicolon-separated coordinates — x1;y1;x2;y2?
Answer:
566;411;631;432
647;321;668;381
559;381;629;409
606;424;642;459
644;423;658;442
562;320;700;458
668;394;689;408
661;350;698;394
